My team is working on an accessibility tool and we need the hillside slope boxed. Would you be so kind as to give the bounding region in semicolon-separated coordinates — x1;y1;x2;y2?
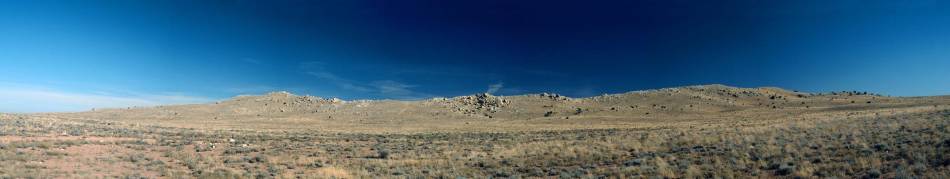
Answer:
50;84;944;133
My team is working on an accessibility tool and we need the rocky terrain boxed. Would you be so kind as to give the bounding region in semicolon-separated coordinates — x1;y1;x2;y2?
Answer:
1;84;949;178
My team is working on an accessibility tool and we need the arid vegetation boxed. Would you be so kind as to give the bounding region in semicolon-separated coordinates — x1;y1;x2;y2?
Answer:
0;85;948;178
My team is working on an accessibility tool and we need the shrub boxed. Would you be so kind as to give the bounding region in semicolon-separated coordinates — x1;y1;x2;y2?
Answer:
377;150;390;159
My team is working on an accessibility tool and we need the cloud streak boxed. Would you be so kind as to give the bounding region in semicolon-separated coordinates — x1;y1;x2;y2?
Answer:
300;61;431;99
241;58;262;64
304;71;373;92
0;84;215;113
486;82;504;94
371;80;416;96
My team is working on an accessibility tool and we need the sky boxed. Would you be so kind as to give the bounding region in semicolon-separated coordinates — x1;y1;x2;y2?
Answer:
1;0;949;112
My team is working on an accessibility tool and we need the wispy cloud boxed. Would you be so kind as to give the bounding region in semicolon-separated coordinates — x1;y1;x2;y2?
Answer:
300;61;431;99
371;80;416;96
486;82;504;94
304;71;374;92
223;85;279;94
241;58;262;64
0;83;215;113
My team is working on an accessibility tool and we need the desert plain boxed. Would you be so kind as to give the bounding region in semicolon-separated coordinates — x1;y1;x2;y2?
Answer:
0;84;948;178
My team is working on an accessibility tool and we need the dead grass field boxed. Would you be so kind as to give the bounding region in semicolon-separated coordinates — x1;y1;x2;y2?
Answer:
1;85;948;178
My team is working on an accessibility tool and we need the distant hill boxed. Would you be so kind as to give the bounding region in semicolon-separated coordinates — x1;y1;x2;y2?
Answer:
61;84;903;121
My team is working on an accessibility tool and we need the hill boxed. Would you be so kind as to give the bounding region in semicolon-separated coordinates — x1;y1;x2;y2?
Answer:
3;84;948;178
53;84;932;133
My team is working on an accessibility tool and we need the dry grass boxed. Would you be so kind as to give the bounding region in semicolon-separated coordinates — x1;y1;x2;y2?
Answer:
0;86;948;178
1;107;949;178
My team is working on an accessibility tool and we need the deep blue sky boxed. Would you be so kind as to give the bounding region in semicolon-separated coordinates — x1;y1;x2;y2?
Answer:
1;0;949;112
